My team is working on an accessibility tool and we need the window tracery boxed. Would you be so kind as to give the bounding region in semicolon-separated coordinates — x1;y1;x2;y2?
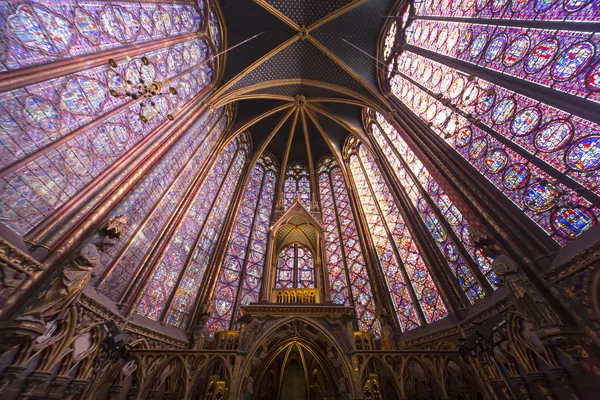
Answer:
283;162;311;210
275;243;316;289
385;1;599;245
137;134;249;329
318;156;381;337
207;154;278;334
347;139;448;331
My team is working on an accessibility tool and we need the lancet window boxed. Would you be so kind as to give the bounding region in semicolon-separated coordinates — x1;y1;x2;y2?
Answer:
0;0;215;237
207;154;278;335
318;156;381;337
283;162;312;210
384;1;599;246
346;139;448;331
137;134;249;329
275;243;316;289
94;108;227;302
369;112;498;304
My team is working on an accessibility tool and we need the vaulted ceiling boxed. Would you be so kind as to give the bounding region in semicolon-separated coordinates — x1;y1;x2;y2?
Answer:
208;0;398;168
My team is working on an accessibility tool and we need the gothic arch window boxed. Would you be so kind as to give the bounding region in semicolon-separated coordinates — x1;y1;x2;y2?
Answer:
283;162;312;210
207;154;278;335
318;156;381;337
137;133;250;329
94;108;228;302
368;112;498;304
275;243;316;289
346;139;448;331
384;1;599;245
0;0;216;237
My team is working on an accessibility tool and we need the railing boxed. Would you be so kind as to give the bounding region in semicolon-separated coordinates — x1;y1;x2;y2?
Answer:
214;330;240;350
354;331;376;351
273;288;320;304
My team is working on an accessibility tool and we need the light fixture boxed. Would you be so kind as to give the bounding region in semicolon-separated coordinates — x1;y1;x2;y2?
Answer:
107;57;178;123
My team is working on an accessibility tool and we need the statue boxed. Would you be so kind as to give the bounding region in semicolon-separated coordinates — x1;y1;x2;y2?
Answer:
469;228;560;329
323;316;355;353
380;322;396;350
97;215;129;251
327;347;342;372
238;315;263;353
17;244;100;325
251;345;269;369
243;377;254;400
338;377;351;400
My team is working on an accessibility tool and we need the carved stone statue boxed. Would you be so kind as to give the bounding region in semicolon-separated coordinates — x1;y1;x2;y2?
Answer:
324;316;355;353
243;377;254;400
251;346;269;369
338;377;351;400
97;215;129;251
238;316;263;352
469;228;560;329
17;244;100;324
327;347;342;372
381;323;396;350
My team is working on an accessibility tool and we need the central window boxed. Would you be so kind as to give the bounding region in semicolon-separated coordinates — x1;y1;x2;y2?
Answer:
275;243;315;289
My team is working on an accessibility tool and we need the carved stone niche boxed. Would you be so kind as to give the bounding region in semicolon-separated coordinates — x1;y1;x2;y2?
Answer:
264;200;330;304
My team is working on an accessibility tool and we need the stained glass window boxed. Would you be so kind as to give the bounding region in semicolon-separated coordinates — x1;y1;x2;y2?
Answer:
369;113;497;302
137;133;249;329
386;2;599;246
283;162;312;210
0;4;214;237
347;140;448;330
206;154;278;335
94;108;226;302
318;157;381;337
1;1;205;71
275;243;316;289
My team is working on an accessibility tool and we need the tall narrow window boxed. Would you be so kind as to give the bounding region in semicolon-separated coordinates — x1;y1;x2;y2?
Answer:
0;1;213;237
283;162;311;210
347;139;448;331
94;108;226;302
207;154;278;334
318;156;381;336
369;112;498;303
137;134;249;329
275;243;316;289
384;3;599;245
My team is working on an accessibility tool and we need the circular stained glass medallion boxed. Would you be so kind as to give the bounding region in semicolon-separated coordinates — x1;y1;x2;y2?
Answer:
551;42;595;81
74;8;100;45
551;207;595;239
503;163;530;190
462;82;479;106
535;0;558;11
503;35;531;67
524;182;558;212
476;0;490;10
585;61;600;91
511;107;542;136
100;5;140;43
448;77;465;99
476;90;496;114
215;287;233;315
61;76;108;115
447;28;460;51
525;38;559;74
437;28;449;49
431;68;443;88
457;30;473;54
422;63;433;83
426;103;438;121
440;73;454;92
469;137;489;159
485;34;508;62
484;149;509;173
534;119;573;152
511;0;531;11
565;136;600;172
491;0;511;12
564;0;593;12
456;127;473;147
470;31;489;58
492;98;516;124
429;25;440;46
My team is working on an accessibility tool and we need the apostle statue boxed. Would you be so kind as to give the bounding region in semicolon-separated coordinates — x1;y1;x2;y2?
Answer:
17;244;100;325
